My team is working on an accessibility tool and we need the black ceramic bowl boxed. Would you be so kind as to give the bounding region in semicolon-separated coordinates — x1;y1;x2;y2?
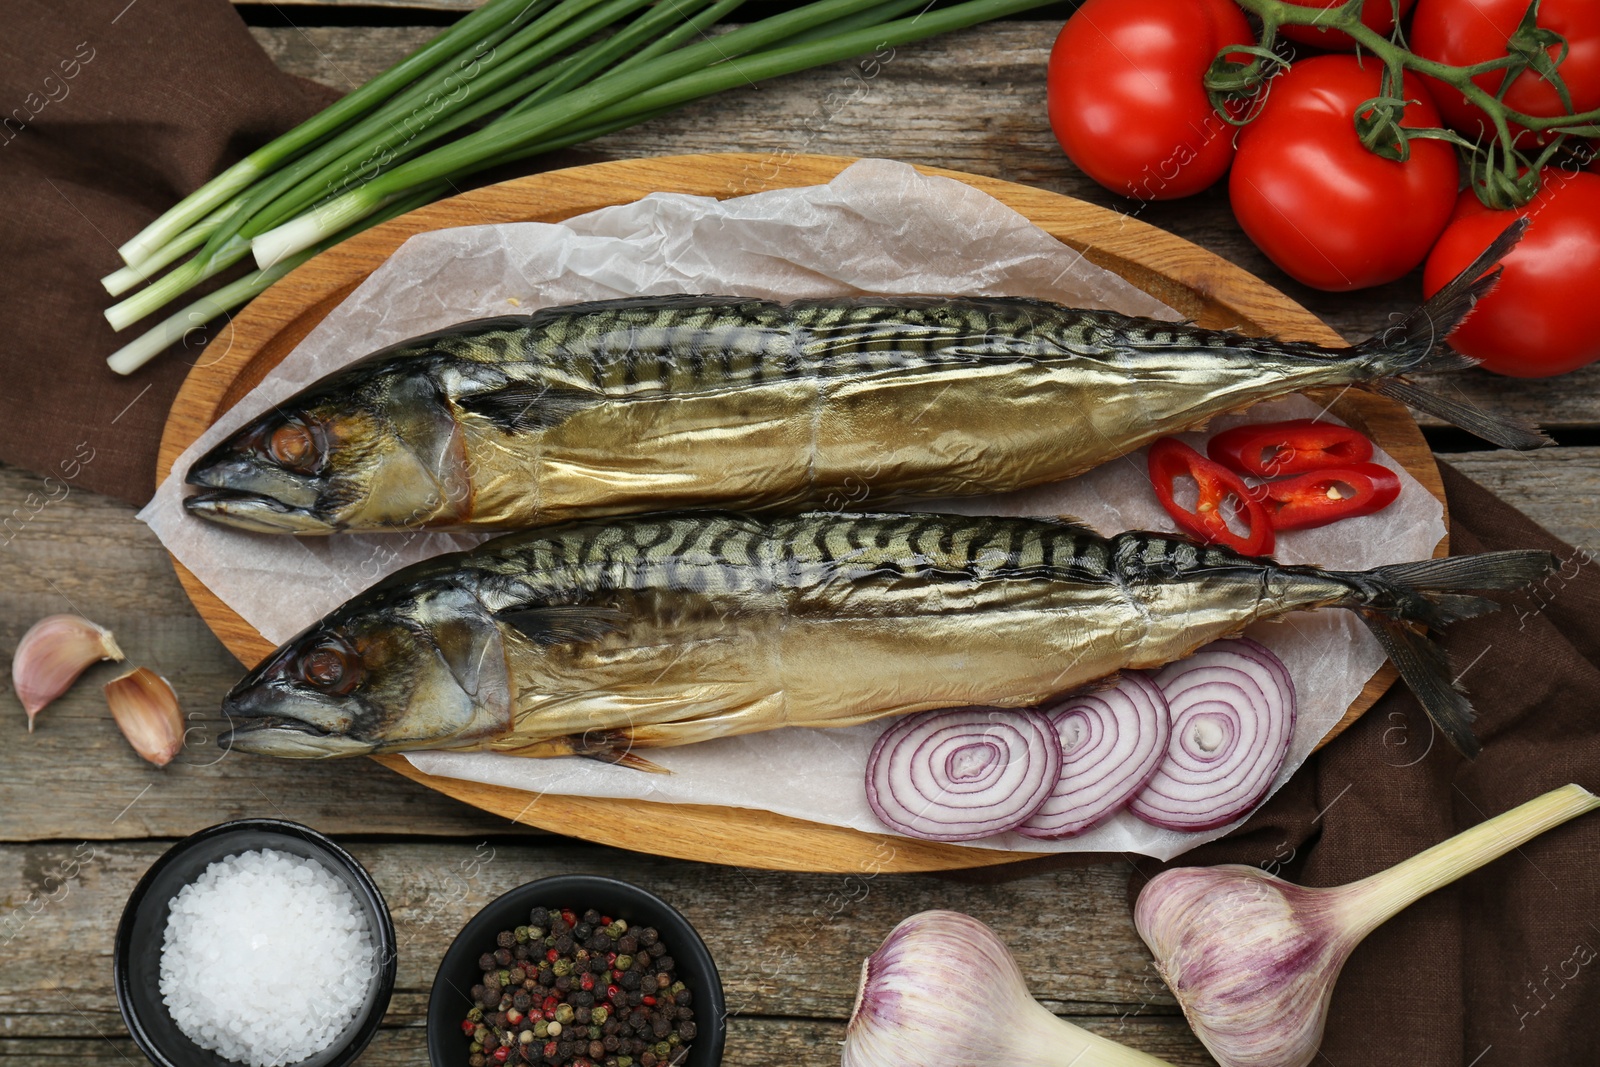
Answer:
428;875;725;1067
114;818;397;1067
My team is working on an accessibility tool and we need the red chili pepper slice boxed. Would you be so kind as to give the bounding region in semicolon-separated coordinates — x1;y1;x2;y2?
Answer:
1206;419;1374;478
1147;438;1275;556
1260;462;1401;531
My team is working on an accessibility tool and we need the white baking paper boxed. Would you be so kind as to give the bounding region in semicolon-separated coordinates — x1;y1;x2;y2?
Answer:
139;158;1445;860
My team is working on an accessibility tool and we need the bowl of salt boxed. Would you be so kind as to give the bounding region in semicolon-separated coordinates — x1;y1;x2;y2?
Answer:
114;818;396;1067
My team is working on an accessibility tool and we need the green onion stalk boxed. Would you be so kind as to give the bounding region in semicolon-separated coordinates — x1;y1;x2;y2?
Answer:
1208;0;1600;209
116;0;547;268
251;0;1059;267
106;0;1056;371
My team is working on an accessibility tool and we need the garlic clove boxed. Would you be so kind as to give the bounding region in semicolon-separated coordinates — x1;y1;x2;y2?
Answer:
13;614;125;730
104;667;184;767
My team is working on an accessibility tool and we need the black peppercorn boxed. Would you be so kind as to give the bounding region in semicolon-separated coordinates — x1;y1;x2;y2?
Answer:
627;991;643;1007
672;989;690;1006
498;930;517;950
653;956;672;972
574;922;594;941
616;935;638;955
513;992;532;1012
554;934;575;955
675;1022;695;1041
651;1017;670;1039
495;948;514;967
538;967;555;986
619;971;641;991
589;957;608;974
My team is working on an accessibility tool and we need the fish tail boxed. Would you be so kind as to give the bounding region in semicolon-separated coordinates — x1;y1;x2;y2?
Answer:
1347;218;1549;451
1328;549;1557;757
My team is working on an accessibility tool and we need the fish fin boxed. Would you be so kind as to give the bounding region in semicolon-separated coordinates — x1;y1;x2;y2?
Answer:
457;383;594;432
1356;615;1482;760
1331;550;1556;756
1369;378;1551;450
495;604;629;645
589;750;672;774
1349;219;1549;450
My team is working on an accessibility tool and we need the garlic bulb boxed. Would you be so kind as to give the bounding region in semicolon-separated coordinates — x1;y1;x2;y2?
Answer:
12;614;125;729
1135;784;1600;1067
843;910;1172;1067
105;667;184;766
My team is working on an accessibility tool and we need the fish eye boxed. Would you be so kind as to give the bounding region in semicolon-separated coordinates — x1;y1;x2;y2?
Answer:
300;638;361;695
268;419;322;473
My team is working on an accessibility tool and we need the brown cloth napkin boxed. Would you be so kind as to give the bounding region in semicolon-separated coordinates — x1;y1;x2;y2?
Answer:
0;0;340;506
1122;462;1600;1065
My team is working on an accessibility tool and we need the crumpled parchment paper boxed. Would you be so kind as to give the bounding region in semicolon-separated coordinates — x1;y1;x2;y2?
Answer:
140;158;1444;859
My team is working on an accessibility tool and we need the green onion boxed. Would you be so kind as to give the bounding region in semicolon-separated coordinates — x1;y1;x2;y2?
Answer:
115;0;542;268
107;0;1054;368
253;0;1053;266
108;184;450;375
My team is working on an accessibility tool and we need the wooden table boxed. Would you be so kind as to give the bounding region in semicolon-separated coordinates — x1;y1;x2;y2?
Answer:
3;5;1598;1065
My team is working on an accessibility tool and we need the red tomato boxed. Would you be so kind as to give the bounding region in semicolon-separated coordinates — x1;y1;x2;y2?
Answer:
1412;0;1600;145
1046;0;1253;200
1422;171;1600;377
1229;56;1460;291
1279;0;1417;51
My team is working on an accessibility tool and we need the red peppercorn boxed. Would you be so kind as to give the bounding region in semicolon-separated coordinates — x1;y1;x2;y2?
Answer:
544;1043;559;1060
546;948;559;962
580;973;595;991
506;1009;524;1026
562;910;577;926
606;952;617;965
642;996;655;1006
543;996;560;1014
492;1048;511;1064
461;1020;477;1035
607;985;623;1002
600;916;612;925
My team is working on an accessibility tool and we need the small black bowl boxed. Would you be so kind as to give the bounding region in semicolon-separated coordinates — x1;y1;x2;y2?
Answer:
114;818;397;1067
428;875;725;1067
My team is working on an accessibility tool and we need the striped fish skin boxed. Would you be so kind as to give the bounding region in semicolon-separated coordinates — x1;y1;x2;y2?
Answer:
218;511;1372;759
183;295;1380;535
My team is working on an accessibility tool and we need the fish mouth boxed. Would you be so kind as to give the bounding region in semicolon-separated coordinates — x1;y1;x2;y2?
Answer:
221;713;375;759
183;488;339;535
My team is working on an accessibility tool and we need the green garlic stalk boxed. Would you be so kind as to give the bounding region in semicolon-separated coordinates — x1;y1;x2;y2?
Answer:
1135;783;1600;1067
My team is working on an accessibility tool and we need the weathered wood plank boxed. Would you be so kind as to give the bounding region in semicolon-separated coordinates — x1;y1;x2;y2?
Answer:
249;21;1600;432
0;464;513;843
0;840;1213;1062
0;1016;1216;1066
1445;448;1600;554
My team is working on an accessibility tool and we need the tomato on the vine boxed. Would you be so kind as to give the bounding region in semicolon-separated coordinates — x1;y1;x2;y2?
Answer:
1422;171;1600;377
1412;0;1600;145
1278;0;1417;52
1046;0;1253;200
1229;56;1459;291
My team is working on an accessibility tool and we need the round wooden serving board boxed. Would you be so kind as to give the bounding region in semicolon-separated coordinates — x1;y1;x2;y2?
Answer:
158;153;1445;873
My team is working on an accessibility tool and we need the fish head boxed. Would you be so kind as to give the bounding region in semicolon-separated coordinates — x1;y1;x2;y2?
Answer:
222;581;512;757
183;357;473;534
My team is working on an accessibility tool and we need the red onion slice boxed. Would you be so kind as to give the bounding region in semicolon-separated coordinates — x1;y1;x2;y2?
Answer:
1130;641;1297;833
1017;674;1172;839
866;708;1063;842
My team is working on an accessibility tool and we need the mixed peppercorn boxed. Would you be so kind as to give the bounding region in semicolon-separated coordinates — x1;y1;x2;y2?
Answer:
460;907;696;1067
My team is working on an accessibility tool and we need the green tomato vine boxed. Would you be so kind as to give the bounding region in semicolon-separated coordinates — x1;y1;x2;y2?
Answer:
1203;0;1600;209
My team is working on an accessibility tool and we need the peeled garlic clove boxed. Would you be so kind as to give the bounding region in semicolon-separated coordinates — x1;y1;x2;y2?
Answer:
13;614;125;730
104;667;184;766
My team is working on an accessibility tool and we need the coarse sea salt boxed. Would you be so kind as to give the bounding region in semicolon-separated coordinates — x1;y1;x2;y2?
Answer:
159;848;378;1066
